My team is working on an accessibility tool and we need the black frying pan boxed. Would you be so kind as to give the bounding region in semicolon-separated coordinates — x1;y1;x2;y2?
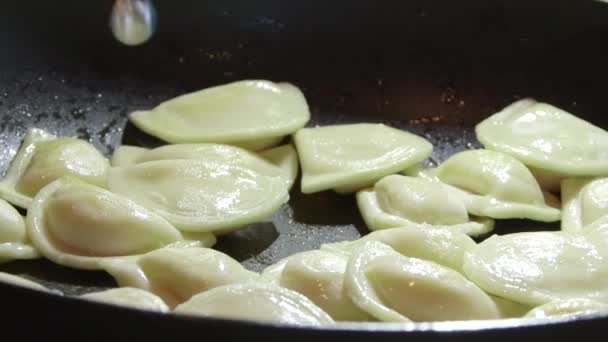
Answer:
1;0;608;339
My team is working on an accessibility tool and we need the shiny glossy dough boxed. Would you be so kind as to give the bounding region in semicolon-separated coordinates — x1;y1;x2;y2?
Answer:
174;282;334;325
294;123;432;194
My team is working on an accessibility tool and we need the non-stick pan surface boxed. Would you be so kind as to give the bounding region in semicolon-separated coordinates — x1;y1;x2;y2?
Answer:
1;0;608;339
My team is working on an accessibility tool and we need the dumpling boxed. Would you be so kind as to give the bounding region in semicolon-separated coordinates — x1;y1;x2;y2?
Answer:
129;80;310;150
524;298;608;319
321;226;476;273
100;247;258;307
491;296;533;318
0;199;39;263
80;287;169;312
476;99;608;192
0;128;109;209
293;123;433;194
463;228;608;306
258;144;299;191
110;145;148;167
561;178;608;233
0;272;52;292
174;283;334;326
432;150;561;222
259;250;370;321
107;158;289;233
356;175;494;237
344;241;500;322
110;143;295;190
27;177;214;270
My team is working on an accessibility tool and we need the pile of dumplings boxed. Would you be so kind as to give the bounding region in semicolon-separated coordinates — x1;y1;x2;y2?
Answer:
1;79;608;326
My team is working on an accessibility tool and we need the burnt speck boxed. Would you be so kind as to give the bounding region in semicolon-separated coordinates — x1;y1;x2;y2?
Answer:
76;127;91;141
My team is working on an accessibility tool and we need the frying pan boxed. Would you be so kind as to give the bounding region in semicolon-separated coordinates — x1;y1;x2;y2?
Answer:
1;0;608;339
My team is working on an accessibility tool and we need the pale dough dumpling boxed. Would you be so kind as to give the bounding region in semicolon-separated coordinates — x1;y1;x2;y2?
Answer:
294;123;433;194
100;247;258;307
27;178;214;270
344;241;500;322
110;143;296;190
0;199;39;263
491;296;533;319
260;250;370;321
129;80;310;149
524;298;608;319
258;144;299;191
433;150;561;222
476;99;608;191
356;175;494;237
80;287;169;312
174;283;334;326
561;178;608;233
321;226;476;273
463;229;608;306
0;128;109;209
107;158;289;233
0;272;51;292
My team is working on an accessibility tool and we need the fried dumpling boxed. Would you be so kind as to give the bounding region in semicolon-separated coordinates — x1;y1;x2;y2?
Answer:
0;272;52;292
524;298;608;319
107;158;289;233
0;128;109;209
174;283;334;326
129;80;310;149
27;178;214;270
260;250;370;321
433;150;561;222
80;287;169;312
356;175;493;237
258;144;299;191
344;241;500;322
100;247;257;307
110;143;296;190
561;178;608;233
491;295;533;318
463;228;608;306
293;123;433;194
321;226;476;273
0;199;39;263
476;99;608;192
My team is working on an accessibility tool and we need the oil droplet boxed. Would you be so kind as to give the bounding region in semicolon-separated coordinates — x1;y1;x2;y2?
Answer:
110;0;157;46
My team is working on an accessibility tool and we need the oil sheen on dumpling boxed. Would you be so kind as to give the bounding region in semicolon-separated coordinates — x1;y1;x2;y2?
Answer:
433;150;561;222
260;250;370;321
345;241;500;322
0;199;39;263
0;128;109;209
100;247;258;307
110;143;295;190
356;175;494;237
476;99;608;190
463;228;608;306
321;226;476;273
258;144;299;191
107;158;289;233
26;178;213;270
0;272;51;292
175;283;334;325
524;298;608;319
129;80;310;149
561;178;608;233
80;287;169;312
294;123;433;194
